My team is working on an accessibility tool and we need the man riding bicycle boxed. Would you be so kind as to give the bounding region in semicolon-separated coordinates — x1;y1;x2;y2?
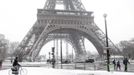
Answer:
11;57;21;74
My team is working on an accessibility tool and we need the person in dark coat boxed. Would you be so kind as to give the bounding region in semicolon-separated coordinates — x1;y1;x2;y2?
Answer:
117;60;121;70
12;57;21;71
112;59;116;70
13;57;20;66
123;58;130;72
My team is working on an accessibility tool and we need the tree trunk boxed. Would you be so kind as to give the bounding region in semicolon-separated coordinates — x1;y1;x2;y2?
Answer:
0;60;3;69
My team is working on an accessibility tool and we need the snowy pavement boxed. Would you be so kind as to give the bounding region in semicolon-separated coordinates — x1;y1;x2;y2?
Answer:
0;67;134;75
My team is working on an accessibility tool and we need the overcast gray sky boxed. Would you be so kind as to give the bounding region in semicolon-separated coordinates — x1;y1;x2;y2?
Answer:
0;0;134;55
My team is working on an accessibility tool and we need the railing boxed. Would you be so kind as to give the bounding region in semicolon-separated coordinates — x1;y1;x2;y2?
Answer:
38;9;93;16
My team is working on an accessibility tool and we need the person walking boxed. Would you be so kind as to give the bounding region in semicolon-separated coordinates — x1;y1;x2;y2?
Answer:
123;58;130;72
117;60;121;70
112;59;116;70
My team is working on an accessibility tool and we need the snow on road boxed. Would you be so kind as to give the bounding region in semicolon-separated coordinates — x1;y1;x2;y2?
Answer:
0;67;134;75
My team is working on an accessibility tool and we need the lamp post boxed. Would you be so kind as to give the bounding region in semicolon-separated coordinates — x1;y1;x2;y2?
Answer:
49;52;50;58
103;14;110;72
60;28;63;69
52;47;55;68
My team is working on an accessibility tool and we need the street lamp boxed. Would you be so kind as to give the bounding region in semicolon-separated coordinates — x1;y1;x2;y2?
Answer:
60;28;63;69
103;14;110;72
49;52;51;61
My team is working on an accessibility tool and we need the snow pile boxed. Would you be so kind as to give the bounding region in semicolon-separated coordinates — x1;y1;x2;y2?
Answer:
0;67;134;75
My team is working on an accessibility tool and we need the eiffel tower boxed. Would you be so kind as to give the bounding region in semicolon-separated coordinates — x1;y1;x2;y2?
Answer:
16;0;120;61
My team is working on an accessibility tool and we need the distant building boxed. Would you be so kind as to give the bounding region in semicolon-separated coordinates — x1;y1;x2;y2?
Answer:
110;55;124;60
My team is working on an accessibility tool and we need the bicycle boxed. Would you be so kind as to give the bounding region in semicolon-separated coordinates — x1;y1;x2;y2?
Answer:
8;66;28;75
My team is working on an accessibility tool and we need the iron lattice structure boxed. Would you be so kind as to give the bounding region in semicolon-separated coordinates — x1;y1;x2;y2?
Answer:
16;0;121;61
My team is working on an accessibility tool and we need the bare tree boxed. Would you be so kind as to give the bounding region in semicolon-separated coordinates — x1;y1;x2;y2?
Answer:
119;40;134;59
7;42;19;63
0;34;9;69
8;42;19;56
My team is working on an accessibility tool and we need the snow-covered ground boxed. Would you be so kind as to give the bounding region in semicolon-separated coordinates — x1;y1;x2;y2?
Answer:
1;61;134;75
0;67;134;75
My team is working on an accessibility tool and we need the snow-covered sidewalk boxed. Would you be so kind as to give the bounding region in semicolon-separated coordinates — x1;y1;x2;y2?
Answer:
0;67;134;75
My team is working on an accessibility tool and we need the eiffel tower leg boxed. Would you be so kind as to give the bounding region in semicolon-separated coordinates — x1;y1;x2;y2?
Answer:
32;39;46;61
69;33;87;61
16;22;45;61
27;21;52;61
17;28;35;61
29;35;49;61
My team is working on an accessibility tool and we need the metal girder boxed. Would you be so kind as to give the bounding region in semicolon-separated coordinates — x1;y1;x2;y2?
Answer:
28;22;51;58
90;23;121;55
44;0;85;11
44;0;56;10
72;0;85;11
69;33;87;61
16;23;37;58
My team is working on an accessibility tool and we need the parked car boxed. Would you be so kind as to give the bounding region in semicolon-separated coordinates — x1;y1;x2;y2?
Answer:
62;59;71;64
85;59;94;63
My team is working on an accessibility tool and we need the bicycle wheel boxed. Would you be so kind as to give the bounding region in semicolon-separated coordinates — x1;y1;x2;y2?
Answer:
19;68;28;75
8;69;19;75
8;69;12;75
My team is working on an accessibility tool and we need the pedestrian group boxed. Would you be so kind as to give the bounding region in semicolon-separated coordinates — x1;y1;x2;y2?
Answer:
112;58;130;72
